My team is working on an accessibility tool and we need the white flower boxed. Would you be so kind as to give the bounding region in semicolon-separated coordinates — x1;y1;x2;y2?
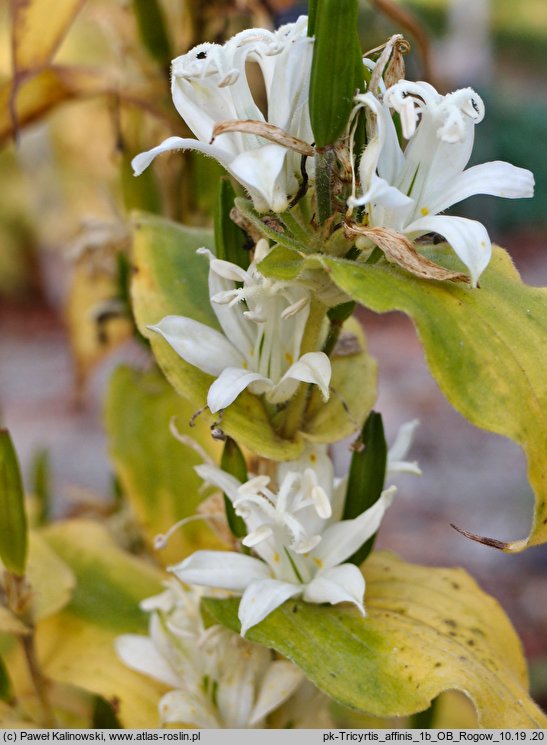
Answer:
115;581;305;728
348;82;534;286
132;18;313;213
171;445;397;636
150;240;331;413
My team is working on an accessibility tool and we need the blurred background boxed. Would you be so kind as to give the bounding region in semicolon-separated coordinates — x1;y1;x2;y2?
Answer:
0;0;546;711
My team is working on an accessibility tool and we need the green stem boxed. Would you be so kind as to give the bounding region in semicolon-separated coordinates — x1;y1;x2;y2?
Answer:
315;150;334;225
280;299;327;439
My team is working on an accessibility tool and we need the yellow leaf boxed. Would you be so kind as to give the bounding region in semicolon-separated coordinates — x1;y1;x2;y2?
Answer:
203;551;547;727
65;258;133;394
11;0;86;73
37;520;165;727
0;66;106;143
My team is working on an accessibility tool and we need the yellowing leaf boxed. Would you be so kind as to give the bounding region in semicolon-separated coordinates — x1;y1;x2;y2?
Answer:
65;260;133;394
11;0;86;73
321;246;547;551
25;533;75;622
304;318;377;442
0;66;106;143
39;520;165;728
203;552;547;727
105;365;225;566
130;212;303;461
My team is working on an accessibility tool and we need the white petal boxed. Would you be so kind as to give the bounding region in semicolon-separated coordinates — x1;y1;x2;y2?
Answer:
349;173;412;210
115;635;180;688
229;144;291;213
425;161;535;216
194;463;242;503
150;316;244;377
238;579;302;636
249;661;304;726
313;487;397;570
207;367;272;412
170;551;271;592
404;214;492;287
303;564;366;614
269;352;331;404
388;419;420;462
159;689;220;728
132;136;233;176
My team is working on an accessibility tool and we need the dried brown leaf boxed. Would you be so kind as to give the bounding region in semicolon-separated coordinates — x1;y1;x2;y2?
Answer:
345;223;470;283
212;119;315;157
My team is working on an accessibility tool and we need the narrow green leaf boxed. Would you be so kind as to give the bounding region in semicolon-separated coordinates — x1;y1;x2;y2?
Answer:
132;0;172;68
344;411;387;565
202;552;547;727
215;179;249;269
308;0;318;36
309;0;360;148
29;448;50;526
234;198;309;253
220;439;247;539
0;430;28;576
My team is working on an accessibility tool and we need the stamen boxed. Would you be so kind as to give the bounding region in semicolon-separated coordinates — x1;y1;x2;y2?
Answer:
311;485;332;519
281;296;309;319
154;513;223;550
242;525;274;547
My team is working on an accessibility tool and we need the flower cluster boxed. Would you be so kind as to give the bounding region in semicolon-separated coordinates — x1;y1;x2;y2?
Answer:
133;18;533;286
151;239;331;413
348;82;534;286
133;17;313;213
116;582;317;728
171;424;419;636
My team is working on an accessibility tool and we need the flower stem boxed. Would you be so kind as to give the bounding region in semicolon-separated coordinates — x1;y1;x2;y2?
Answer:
4;572;56;727
315;150;334;225
280;299;326;440
20;634;56;727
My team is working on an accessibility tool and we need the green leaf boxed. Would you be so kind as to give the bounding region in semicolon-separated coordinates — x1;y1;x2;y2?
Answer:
105;365;225;566
344;411;387;565
321;245;547;551
309;0;360;148
0;430;28;576
203;551;547;727
39;520;165;728
220;439;247;539
215;179;249;269
130;211;303;461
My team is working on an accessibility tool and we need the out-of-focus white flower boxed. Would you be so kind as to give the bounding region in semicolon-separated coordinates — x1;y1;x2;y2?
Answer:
150;240;331;413
348;82;534;286
171;445;399;636
132;18;313;213
115;581;305;728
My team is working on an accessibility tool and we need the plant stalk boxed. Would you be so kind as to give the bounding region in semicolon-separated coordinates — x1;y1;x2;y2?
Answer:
280;299;327;439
